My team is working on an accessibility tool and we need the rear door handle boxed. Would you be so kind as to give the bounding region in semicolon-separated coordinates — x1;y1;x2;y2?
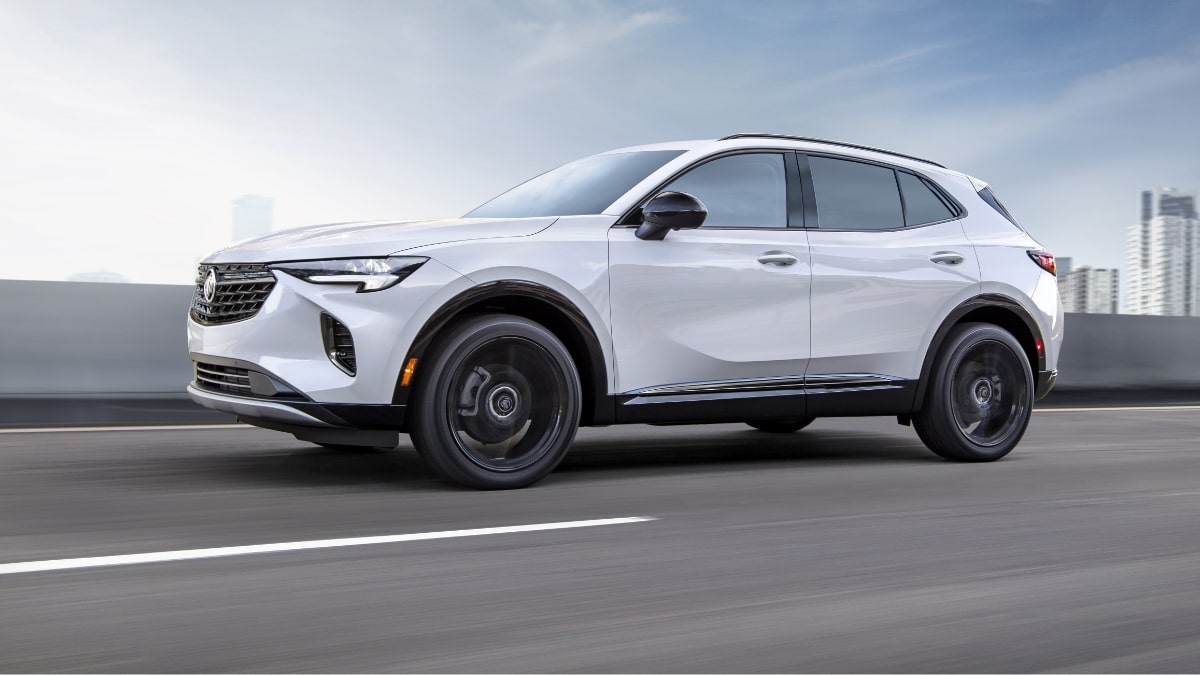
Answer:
930;251;965;266
757;252;798;267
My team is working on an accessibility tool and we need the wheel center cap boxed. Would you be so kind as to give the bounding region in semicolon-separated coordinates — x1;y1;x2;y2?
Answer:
974;379;993;405
488;385;520;419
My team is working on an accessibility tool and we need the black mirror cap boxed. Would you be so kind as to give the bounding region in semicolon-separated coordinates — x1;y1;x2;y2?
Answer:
636;191;707;241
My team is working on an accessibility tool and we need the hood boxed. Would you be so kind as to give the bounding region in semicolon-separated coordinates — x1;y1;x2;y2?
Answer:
204;217;557;264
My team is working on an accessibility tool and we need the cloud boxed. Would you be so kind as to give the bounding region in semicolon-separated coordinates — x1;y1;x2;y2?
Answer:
507;4;682;72
0;0;1197;283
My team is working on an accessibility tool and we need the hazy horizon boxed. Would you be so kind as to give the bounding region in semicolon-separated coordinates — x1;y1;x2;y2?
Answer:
2;0;1198;284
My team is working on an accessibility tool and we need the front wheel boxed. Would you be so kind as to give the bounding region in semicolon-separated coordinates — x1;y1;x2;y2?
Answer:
408;314;581;489
913;323;1033;462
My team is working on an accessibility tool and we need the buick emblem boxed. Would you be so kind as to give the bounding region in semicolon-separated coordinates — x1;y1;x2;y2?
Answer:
202;269;218;303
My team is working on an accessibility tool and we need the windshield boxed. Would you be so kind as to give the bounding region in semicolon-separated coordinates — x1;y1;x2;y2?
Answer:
467;150;685;218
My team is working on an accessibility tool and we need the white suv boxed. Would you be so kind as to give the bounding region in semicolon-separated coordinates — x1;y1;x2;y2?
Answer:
188;134;1063;489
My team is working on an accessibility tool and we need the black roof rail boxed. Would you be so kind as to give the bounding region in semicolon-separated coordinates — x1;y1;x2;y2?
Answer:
718;133;945;168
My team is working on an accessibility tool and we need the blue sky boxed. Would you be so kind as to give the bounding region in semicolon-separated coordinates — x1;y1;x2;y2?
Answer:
1;0;1198;283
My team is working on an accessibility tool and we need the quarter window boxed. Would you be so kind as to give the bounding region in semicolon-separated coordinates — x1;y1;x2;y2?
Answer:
809;156;903;231
898;171;955;226
660;153;788;229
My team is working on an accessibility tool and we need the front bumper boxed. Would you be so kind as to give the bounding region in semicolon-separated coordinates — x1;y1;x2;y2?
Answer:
187;258;466;406
188;384;406;447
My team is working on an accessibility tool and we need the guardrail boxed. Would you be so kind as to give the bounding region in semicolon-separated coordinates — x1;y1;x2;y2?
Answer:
1;280;1198;425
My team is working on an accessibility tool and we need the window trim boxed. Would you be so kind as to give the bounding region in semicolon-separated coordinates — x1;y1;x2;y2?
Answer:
616;148;806;231
798;151;966;232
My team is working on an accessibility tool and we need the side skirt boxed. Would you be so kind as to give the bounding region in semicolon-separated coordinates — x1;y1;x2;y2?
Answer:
612;377;918;425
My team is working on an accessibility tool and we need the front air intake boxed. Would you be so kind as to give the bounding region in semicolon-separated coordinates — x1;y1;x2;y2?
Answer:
321;313;357;376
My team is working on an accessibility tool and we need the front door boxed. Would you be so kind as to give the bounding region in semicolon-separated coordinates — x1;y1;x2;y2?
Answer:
608;152;812;419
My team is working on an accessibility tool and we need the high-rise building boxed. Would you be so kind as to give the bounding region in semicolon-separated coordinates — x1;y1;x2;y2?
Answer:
1057;256;1073;277
1059;265;1119;314
232;194;274;243
1126;188;1199;316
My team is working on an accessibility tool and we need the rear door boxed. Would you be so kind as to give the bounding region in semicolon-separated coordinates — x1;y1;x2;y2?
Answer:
801;153;980;410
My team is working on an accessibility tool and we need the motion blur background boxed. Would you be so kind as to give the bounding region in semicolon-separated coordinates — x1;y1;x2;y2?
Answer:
2;0;1199;422
3;1;1200;673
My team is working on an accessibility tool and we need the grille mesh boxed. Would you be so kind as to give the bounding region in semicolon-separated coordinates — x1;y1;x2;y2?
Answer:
191;264;275;325
193;361;253;396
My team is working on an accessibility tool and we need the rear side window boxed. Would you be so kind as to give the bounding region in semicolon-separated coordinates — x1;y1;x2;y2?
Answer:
898;172;955;226
809;156;903;230
978;186;1021;227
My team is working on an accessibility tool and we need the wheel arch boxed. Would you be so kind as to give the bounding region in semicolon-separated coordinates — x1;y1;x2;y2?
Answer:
394;280;613;426
913;294;1046;409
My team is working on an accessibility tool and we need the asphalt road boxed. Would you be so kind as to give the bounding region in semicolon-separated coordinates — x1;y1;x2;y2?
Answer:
3;407;1200;673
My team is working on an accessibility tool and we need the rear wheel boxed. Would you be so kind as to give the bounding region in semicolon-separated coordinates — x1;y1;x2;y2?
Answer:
913;323;1033;462
408;314;581;489
746;418;814;433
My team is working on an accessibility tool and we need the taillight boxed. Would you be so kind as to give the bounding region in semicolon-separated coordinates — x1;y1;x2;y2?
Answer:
1027;250;1056;276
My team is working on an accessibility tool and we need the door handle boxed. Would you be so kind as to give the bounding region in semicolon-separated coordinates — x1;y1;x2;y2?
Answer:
930;251;965;266
757;251;798;267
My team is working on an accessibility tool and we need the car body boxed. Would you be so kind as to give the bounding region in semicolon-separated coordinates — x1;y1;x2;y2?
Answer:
188;133;1063;489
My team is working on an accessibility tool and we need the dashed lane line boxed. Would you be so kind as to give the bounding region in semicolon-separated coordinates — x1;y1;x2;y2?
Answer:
0;517;657;575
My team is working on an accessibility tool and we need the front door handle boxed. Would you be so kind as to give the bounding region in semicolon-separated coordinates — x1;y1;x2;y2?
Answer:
758;251;798;267
930;251;965;266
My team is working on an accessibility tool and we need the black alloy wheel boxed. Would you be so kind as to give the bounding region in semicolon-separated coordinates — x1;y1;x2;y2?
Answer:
408;314;581;489
913;322;1033;462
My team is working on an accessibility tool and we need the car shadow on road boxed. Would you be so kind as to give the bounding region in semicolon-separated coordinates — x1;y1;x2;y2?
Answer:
556;425;936;476
190;423;936;490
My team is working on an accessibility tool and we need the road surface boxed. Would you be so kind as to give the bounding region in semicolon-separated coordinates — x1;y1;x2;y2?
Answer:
2;407;1199;672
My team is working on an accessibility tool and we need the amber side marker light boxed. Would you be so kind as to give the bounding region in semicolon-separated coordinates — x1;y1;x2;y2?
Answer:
1027;250;1057;276
401;358;418;386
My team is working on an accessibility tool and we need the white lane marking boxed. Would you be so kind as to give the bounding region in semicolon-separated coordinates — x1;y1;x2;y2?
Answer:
0;517;656;576
1035;405;1200;413
0;424;246;434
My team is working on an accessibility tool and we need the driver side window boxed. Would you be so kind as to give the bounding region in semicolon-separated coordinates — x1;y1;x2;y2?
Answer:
661;153;788;229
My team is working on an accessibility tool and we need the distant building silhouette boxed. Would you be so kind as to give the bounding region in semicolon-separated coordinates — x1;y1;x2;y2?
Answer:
1126;188;1199;316
1057;256;1073;277
1059;265;1119;314
232;194;274;242
67;270;129;283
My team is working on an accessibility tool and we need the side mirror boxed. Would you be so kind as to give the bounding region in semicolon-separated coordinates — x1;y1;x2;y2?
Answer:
635;191;707;241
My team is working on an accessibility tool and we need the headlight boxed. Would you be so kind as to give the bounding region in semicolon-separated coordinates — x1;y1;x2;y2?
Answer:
268;257;428;292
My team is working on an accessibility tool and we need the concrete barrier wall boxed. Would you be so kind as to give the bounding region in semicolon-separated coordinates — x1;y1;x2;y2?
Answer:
1;280;1198;424
1056;312;1200;390
0;280;194;395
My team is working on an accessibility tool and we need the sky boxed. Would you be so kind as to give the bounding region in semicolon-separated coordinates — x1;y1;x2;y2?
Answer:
1;0;1198;284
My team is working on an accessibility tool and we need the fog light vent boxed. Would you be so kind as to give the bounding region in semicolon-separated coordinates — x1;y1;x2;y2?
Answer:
321;313;357;376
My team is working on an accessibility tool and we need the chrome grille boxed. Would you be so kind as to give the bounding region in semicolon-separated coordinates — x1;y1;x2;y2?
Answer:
194;361;253;396
191;264;275;325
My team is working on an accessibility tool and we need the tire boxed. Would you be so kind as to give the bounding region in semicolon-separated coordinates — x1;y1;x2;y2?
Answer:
408;314;581;489
746;418;814;433
913;322;1034;462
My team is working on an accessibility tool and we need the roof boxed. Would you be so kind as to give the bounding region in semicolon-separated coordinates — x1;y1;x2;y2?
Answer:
718;133;945;168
